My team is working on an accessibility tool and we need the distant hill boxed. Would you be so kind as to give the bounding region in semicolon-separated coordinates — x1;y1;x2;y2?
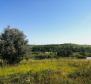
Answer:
30;43;91;58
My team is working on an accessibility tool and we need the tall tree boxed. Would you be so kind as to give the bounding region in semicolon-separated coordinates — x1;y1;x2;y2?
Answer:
0;27;28;64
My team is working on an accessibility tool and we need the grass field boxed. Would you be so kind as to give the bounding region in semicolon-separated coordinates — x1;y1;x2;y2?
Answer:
0;58;91;84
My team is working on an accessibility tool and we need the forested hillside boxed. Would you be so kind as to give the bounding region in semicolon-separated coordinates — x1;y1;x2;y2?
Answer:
31;44;91;59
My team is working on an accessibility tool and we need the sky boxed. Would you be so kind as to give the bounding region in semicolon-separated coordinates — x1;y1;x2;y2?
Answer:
0;0;91;45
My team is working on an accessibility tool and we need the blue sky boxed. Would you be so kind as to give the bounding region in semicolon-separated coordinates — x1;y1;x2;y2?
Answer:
0;0;91;44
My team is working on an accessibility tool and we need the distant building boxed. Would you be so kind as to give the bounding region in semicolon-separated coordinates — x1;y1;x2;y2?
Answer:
86;57;91;60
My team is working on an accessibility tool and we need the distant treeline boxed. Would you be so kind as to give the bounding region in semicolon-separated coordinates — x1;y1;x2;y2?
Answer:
31;44;91;59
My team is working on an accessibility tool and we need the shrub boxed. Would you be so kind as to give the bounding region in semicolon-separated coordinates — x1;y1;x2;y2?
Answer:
0;27;28;64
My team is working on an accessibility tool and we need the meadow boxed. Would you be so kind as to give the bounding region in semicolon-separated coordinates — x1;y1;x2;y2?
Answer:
0;58;91;84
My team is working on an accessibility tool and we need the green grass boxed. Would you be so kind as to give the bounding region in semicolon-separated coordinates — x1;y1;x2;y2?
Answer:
0;58;91;84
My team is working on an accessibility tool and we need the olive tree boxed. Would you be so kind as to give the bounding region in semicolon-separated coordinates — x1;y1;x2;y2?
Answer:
0;27;28;64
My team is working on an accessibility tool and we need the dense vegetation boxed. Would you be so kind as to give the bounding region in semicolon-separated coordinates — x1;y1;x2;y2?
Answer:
31;44;91;59
0;59;91;84
0;28;91;84
0;27;28;64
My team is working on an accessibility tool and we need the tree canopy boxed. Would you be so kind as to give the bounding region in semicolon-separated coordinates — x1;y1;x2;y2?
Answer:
0;27;28;64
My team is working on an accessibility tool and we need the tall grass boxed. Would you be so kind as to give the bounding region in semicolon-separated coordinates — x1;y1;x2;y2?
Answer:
0;58;91;84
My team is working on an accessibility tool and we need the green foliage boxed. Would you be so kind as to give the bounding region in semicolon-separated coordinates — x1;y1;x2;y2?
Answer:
0;59;91;84
31;44;91;58
32;52;56;59
0;27;28;64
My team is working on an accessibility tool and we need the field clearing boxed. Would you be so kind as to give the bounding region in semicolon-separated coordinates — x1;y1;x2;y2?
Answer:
0;59;86;76
0;58;91;84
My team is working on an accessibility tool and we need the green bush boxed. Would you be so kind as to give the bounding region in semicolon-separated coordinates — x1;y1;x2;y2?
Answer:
32;52;56;59
0;27;28;64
